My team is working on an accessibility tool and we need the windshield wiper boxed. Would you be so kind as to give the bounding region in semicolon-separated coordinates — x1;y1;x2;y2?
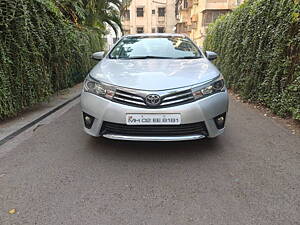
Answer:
128;56;175;59
113;56;202;59
176;56;202;59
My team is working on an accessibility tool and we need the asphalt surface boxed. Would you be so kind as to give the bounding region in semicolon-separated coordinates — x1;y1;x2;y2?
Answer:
0;97;299;225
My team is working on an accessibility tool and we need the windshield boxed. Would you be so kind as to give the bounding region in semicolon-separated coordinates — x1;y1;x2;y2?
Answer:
109;36;202;59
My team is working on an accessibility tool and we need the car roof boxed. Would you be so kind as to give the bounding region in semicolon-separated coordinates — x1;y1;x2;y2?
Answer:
124;33;187;38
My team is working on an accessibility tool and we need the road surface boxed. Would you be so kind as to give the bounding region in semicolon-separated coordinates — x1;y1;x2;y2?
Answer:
0;97;299;225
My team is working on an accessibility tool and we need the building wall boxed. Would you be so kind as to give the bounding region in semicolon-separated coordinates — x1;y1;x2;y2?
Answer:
176;0;244;46
122;0;177;35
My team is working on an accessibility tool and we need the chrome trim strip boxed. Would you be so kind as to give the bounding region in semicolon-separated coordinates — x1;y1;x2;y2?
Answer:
89;74;220;92
161;96;194;106
113;96;146;106
115;91;144;101
103;134;206;141
163;92;192;101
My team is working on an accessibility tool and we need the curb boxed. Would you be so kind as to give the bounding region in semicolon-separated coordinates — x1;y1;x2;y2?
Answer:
0;94;81;146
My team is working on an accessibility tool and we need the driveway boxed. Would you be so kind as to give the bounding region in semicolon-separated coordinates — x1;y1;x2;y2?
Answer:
0;97;299;225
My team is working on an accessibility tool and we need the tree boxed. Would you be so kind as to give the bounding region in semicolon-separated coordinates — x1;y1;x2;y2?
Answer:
53;0;127;37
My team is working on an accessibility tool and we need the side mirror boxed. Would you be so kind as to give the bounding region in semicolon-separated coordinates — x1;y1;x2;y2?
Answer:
206;51;218;61
91;51;105;60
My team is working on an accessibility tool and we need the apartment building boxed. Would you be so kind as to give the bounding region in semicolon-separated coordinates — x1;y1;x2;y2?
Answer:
121;0;177;35
176;0;244;45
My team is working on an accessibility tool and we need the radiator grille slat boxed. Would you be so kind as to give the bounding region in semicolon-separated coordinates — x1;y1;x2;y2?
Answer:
114;96;146;106
163;91;192;101
113;90;146;107
115;91;144;101
161;96;194;106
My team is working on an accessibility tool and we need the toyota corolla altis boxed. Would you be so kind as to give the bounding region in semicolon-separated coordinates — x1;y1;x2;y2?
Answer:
81;34;229;141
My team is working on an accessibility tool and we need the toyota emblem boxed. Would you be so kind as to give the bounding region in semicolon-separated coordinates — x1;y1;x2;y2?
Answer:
145;94;161;107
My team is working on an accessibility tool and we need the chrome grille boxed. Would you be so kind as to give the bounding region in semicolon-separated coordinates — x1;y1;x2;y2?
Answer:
161;90;194;107
113;88;194;108
113;90;146;107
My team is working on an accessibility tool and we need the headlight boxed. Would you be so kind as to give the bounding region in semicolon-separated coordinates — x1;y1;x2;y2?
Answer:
84;75;115;99
192;75;225;100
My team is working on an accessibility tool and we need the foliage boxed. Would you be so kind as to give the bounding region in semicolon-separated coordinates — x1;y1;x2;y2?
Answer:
0;0;105;120
82;0;123;36
204;0;300;120
56;0;124;36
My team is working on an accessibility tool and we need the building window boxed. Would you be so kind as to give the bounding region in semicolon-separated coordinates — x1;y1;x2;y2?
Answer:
123;10;130;20
136;7;144;17
152;28;156;33
136;27;144;33
203;10;230;26
192;21;197;29
158;7;166;17
183;0;188;8
157;27;165;33
152;9;155;14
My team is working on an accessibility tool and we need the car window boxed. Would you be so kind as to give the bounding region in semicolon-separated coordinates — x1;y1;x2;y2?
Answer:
109;36;202;59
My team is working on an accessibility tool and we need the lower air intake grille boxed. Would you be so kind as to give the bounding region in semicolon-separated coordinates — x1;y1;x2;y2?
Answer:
100;121;208;137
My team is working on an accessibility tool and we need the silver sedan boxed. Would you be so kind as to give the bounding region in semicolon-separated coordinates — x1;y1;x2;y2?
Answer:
81;33;229;141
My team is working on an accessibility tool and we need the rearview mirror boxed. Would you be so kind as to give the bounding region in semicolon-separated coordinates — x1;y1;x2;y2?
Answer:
91;51;105;60
206;51;218;61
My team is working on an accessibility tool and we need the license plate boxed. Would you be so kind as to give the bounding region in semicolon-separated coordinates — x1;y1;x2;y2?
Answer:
126;114;181;125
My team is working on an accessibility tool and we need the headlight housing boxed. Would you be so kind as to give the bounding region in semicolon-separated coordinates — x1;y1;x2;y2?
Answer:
84;75;115;99
192;75;225;100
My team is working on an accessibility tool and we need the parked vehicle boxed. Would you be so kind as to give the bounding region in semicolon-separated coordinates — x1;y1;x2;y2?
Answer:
81;33;228;141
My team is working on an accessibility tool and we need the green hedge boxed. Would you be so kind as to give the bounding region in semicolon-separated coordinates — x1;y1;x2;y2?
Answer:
0;0;103;120
204;0;300;120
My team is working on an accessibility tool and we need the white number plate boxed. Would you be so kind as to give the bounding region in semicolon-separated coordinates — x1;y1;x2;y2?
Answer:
126;114;181;125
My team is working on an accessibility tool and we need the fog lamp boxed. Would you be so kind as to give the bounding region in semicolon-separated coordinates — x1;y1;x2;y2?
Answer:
83;112;95;129
214;113;226;129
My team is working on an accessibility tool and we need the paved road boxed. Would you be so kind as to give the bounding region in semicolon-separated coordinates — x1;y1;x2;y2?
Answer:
0;97;299;225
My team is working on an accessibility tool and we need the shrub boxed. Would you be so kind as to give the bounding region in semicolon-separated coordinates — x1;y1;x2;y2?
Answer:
204;0;300;120
0;0;103;120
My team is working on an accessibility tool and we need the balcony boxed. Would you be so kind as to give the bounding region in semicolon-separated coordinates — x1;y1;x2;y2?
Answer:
202;9;231;27
205;0;230;10
176;22;187;33
158;16;165;22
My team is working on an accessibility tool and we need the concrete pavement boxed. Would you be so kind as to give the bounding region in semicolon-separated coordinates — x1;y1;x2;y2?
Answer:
0;83;82;142
0;97;299;225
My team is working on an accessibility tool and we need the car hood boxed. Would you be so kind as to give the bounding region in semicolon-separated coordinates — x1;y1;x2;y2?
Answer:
89;58;220;91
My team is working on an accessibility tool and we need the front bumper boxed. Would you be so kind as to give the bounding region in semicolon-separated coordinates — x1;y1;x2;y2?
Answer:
80;91;229;141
